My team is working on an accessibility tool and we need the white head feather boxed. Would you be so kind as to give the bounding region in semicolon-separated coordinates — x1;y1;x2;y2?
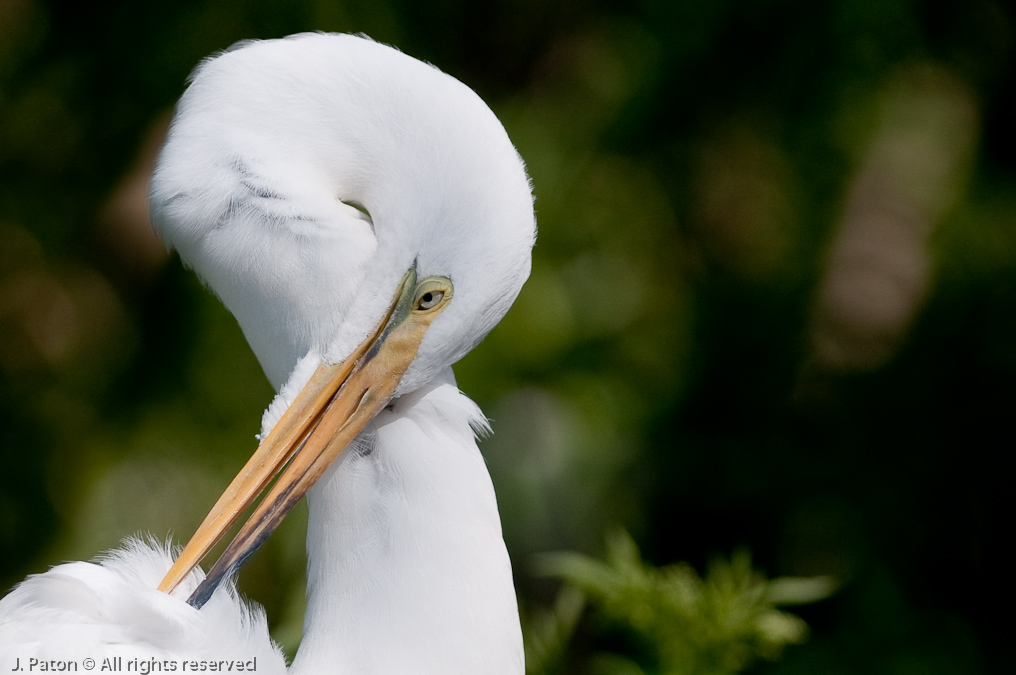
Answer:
151;33;536;394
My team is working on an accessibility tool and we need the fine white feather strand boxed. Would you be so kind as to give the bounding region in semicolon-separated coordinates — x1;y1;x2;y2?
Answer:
0;539;287;674
259;350;323;441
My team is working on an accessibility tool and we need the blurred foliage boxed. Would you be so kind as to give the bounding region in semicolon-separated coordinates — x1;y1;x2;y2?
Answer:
528;531;836;675
2;0;1014;672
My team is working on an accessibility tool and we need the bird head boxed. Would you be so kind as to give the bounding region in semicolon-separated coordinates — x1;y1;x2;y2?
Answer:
149;33;535;606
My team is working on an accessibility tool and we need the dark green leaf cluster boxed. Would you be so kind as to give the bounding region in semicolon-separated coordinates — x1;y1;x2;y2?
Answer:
531;532;835;675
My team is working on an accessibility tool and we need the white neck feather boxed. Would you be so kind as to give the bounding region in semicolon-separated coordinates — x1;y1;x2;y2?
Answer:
291;369;523;675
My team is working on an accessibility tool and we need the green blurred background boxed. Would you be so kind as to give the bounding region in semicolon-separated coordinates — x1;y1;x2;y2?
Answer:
1;0;1013;672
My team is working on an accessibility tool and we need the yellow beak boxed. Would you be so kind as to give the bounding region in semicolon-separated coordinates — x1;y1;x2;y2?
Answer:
158;265;453;608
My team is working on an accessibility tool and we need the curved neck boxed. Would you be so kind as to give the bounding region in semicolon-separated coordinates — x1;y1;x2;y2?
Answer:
291;372;522;675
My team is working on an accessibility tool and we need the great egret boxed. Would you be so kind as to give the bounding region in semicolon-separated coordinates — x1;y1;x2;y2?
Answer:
0;33;534;675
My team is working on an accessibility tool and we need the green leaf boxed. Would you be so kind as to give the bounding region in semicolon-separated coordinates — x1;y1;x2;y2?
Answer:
533;530;837;675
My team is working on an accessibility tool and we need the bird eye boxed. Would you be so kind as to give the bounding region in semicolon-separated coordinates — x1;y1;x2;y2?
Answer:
413;277;452;313
418;291;443;310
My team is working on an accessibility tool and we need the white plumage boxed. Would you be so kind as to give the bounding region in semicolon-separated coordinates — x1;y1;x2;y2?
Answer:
152;33;533;394
1;32;534;675
0;542;286;673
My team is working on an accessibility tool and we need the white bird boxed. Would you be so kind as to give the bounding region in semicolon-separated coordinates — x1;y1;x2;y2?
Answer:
0;33;535;675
